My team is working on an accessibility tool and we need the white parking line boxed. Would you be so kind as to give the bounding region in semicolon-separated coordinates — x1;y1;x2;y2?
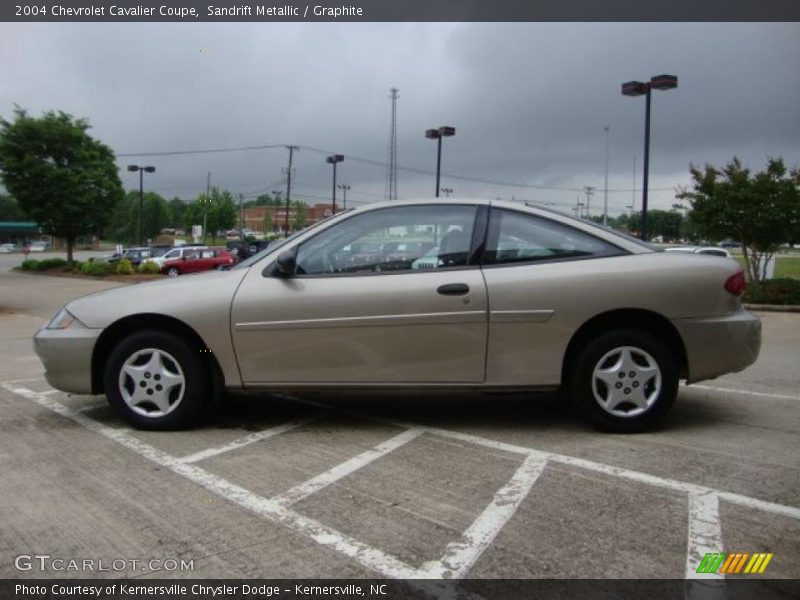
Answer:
1;384;419;579
2;376;45;384
316;405;800;521
683;383;800;402
75;401;108;413
685;492;724;580
177;413;327;464
273;427;425;507
419;454;547;579
6;382;800;581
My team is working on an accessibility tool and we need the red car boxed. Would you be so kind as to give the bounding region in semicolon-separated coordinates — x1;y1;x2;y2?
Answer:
161;248;235;277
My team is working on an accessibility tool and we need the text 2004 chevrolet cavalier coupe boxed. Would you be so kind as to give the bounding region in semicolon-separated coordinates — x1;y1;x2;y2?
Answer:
34;200;761;432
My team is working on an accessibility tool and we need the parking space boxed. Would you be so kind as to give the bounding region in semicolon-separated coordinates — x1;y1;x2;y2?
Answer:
0;269;798;580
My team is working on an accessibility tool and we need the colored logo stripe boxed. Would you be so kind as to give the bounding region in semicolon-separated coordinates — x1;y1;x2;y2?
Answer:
696;552;773;574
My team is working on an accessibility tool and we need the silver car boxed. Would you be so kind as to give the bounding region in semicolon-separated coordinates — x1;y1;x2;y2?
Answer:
33;200;761;432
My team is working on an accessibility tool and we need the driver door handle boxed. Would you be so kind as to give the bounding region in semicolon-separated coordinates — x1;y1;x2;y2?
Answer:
437;283;470;296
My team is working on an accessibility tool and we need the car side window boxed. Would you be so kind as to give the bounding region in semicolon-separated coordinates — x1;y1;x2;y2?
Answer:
295;205;477;276
483;208;622;266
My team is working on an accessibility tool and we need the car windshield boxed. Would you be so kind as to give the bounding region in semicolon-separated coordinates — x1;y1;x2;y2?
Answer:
149;247;170;257
232;211;351;270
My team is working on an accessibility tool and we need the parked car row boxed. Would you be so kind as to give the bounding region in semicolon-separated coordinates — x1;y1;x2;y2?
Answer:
1;241;49;253
103;244;236;276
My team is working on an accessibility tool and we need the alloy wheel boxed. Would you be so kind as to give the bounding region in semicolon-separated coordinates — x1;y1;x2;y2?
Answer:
591;345;662;418
118;348;185;418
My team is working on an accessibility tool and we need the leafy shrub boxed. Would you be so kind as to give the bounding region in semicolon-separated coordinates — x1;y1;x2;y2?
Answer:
21;259;40;271
115;257;134;275
36;258;68;271
137;260;161;274
80;260;110;277
744;278;800;305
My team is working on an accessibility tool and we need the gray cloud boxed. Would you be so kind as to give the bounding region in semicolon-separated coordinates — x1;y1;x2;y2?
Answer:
1;22;798;215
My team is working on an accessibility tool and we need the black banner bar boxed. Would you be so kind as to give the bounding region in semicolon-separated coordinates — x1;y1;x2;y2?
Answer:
2;0;800;23
3;579;800;600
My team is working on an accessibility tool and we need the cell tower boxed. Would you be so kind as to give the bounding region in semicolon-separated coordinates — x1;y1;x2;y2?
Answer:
384;87;399;200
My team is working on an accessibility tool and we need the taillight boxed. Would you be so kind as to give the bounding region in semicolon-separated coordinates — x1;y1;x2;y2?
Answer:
724;271;747;296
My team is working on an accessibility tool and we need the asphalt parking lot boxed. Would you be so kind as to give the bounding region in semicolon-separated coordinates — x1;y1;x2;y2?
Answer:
0;258;798;581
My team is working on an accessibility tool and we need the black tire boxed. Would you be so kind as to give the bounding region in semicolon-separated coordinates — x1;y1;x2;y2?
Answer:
569;328;679;433
104;330;210;430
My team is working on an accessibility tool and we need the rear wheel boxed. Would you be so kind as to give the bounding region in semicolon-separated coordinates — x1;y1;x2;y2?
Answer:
104;330;210;430
570;328;678;432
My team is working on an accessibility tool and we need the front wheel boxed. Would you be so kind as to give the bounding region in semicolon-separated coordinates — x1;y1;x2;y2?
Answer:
167;267;180;277
104;330;210;430
570;328;678;432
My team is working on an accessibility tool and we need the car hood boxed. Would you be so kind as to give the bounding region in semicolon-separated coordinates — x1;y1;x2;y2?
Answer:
66;268;248;329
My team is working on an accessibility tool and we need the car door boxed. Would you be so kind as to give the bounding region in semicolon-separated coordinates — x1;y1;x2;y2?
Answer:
231;204;489;384
480;207;626;386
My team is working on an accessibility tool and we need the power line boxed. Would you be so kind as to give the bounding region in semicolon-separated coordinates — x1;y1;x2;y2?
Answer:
117;143;285;158
116;141;676;193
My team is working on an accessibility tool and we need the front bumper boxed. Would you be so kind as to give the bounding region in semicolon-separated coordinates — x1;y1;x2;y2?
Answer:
673;308;761;383
33;326;102;394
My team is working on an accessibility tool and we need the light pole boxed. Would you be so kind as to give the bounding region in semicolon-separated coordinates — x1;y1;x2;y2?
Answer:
127;165;155;246
337;184;350;210
425;126;455;197
326;154;344;214
621;74;678;240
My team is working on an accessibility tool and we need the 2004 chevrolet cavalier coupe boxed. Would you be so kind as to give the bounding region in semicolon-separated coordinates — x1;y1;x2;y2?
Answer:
34;200;761;432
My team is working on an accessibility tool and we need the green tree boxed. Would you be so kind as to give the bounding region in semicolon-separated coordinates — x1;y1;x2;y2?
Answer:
0;108;123;262
167;197;186;228
292;200;307;231
262;211;273;234
677;157;800;282
645;209;683;241
0;192;26;221
184;187;237;241
107;191;170;244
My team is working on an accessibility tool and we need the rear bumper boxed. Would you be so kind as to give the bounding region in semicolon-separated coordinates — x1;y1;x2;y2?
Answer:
33;326;101;394
673;308;761;383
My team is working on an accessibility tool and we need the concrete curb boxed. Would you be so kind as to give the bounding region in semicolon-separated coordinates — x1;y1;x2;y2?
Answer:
745;304;800;313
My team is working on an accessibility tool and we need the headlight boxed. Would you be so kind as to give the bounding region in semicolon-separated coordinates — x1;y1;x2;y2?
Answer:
47;308;82;330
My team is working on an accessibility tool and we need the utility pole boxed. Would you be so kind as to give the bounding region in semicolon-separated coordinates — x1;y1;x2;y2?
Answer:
603;126;610;226
284;145;297;236
583;186;595;219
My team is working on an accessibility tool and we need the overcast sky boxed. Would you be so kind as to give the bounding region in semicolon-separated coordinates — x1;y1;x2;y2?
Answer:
1;22;798;216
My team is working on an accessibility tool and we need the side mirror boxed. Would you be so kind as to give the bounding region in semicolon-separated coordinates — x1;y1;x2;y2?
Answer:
182;256;187;261
274;251;296;278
